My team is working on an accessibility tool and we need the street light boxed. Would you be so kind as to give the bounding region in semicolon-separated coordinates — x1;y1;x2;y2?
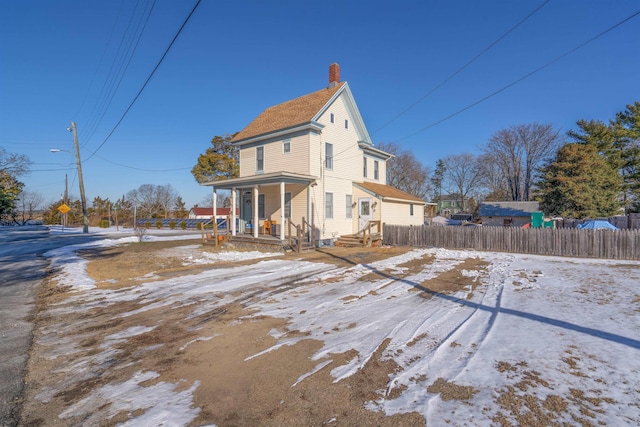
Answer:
50;121;89;233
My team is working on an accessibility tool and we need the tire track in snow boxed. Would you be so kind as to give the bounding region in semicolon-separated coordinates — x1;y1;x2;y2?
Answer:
371;253;513;417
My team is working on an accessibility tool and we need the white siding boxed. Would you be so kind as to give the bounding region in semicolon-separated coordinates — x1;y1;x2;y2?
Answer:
314;93;366;238
239;133;313;177
381;201;425;226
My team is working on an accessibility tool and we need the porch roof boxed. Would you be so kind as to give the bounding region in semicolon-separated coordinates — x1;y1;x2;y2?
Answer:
354;181;426;204
202;171;318;190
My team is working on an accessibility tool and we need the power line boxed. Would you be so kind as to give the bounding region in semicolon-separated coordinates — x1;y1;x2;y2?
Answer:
94;153;192;172
82;0;157;146
396;8;640;143
84;0;202;162
372;0;550;135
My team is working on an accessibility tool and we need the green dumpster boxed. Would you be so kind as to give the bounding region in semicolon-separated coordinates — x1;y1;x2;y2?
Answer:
531;211;544;228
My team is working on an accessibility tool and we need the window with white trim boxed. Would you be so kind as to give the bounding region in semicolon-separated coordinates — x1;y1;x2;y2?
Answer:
410;203;414;216
363;157;367;178
345;119;349;129
285;192;291;218
325;143;333;170
346;195;352;219
325;192;333;218
283;139;291;154
256;146;264;172
374;160;379;180
258;194;265;219
330;113;334;123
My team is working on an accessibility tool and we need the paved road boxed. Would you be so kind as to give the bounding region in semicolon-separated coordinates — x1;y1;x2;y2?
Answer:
0;227;102;427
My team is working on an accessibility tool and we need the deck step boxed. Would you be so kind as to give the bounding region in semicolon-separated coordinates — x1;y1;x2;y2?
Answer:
335;233;382;248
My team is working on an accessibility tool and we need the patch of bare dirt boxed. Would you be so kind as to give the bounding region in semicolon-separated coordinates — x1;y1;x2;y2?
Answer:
427;377;478;401
491;358;617;427
414;257;489;299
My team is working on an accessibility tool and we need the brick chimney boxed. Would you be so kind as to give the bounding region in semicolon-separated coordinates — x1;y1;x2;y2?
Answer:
328;63;340;88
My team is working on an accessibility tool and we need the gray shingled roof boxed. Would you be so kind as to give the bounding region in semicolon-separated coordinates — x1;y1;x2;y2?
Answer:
479;201;540;217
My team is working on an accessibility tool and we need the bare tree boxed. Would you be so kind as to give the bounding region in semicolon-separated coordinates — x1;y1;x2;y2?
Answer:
377;142;432;200
477;154;509;201
126;184;162;218
16;191;45;223
156;184;178;218
443;153;483;211
483;123;560;201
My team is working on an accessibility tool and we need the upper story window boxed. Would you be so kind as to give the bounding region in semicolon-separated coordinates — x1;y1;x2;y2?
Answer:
374;160;379;180
330;113;334;123
346;194;352;219
325;142;333;170
283;139;291;154
363;157;367;178
256;146;264;172
410;203;414;216
345;119;349;129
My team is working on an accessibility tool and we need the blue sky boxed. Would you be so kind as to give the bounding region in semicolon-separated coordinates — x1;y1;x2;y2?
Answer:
1;0;638;208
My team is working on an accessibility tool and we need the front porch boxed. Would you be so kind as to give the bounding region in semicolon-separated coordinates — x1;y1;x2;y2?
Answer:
203;171;318;242
201;216;317;253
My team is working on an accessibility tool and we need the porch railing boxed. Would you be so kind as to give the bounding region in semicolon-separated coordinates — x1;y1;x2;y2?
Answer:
199;215;231;247
287;216;315;252
362;220;382;246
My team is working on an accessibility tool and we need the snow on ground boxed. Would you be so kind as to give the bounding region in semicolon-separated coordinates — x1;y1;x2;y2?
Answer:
37;232;640;426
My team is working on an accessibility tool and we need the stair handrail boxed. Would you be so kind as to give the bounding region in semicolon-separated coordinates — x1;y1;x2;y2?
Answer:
361;220;382;246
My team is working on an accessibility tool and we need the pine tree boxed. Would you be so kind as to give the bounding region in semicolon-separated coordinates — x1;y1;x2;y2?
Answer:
191;134;239;184
568;101;640;212
537;144;621;218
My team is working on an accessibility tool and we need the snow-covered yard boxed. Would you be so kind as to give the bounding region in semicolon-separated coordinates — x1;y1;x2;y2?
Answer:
25;232;640;425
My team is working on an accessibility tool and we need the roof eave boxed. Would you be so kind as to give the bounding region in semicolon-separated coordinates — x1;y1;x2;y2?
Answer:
232;121;324;146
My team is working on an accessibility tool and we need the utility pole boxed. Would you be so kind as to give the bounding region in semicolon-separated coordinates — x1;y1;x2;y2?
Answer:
69;121;89;233
64;173;68;227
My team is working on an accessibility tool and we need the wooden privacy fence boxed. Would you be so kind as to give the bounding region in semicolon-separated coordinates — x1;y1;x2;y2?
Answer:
383;225;640;260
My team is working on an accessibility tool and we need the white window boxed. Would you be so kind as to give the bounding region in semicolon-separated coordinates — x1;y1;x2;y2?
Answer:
285;192;291;218
325;143;333;169
283;139;291;154
258;194;265;218
325;192;333;218
346;195;352;219
374;160;379;180
363;157;367;178
256;146;264;172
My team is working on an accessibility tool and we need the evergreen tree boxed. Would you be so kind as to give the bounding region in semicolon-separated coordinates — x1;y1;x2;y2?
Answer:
431;159;445;207
191;134;239;184
568;101;640;212
537;144;621;218
173;196;188;218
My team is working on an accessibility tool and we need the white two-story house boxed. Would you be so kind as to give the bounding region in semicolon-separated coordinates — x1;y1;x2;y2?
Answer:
203;64;425;244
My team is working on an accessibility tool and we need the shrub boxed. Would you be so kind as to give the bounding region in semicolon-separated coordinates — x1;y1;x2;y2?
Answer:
99;219;110;228
180;221;187;230
155;220;163;229
134;226;147;242
144;221;151;229
169;220;176;229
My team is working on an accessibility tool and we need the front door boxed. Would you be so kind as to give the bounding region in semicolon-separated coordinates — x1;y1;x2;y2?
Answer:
358;197;373;231
242;193;252;223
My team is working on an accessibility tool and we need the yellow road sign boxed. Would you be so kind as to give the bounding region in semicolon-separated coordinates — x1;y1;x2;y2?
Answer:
58;203;71;214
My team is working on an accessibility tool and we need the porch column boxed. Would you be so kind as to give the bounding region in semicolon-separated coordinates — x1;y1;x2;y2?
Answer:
212;186;217;226
231;187;237;236
253;185;259;238
280;181;285;240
